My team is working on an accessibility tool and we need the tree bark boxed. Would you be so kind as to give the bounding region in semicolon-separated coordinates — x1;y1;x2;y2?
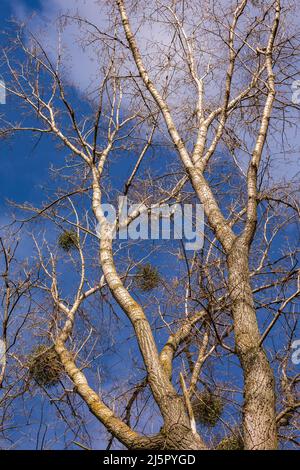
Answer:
227;241;278;450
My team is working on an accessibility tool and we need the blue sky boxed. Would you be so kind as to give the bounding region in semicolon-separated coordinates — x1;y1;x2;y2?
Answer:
1;0;298;199
0;2;70;227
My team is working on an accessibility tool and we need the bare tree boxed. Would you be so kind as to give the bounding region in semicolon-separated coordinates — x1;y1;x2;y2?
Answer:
0;0;299;450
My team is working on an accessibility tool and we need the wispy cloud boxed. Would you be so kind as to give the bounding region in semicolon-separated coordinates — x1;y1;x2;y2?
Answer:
14;0;111;93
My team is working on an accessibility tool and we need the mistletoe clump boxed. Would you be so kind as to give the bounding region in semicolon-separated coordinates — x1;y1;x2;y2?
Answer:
136;264;161;291
58;230;79;252
192;391;224;427
217;430;244;450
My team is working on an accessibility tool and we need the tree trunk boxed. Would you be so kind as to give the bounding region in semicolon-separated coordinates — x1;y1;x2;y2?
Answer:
134;425;206;450
159;397;207;450
227;241;278;450
160;426;205;450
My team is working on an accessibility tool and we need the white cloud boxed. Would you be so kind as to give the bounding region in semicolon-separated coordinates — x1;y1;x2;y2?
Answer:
14;0;113;93
13;0;209;100
13;0;300;182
